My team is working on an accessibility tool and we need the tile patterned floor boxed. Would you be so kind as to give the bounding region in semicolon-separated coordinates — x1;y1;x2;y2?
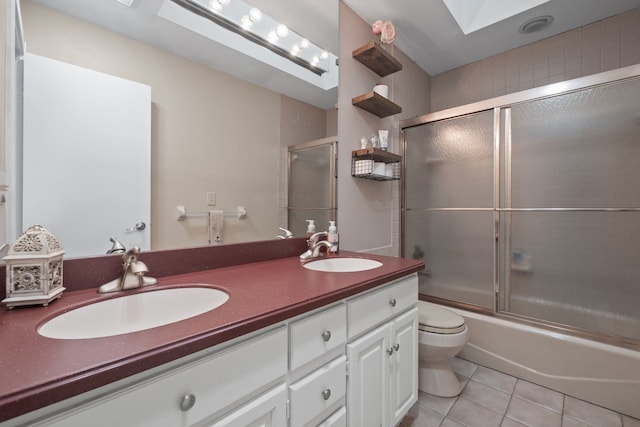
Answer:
399;357;640;427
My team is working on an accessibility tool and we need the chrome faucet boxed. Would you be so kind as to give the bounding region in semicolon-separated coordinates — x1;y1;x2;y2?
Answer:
106;236;126;254
275;227;293;239
98;247;158;293
300;231;332;261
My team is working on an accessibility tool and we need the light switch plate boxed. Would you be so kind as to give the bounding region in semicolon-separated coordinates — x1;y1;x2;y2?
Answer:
206;192;216;206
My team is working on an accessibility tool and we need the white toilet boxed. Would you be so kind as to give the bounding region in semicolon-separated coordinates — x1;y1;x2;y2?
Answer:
417;301;469;397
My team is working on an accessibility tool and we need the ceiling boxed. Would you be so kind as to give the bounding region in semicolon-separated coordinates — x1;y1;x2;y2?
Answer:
343;0;640;76
29;0;640;108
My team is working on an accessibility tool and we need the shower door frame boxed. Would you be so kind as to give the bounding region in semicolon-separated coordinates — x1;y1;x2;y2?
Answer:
286;136;338;234
400;64;640;349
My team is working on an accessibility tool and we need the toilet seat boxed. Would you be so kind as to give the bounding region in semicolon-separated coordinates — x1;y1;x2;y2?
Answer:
418;301;466;334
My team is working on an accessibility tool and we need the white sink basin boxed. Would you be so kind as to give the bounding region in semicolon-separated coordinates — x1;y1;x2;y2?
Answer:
302;257;383;272
38;287;229;340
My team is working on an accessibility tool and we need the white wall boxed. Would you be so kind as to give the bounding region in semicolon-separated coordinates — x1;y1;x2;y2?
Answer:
337;1;430;255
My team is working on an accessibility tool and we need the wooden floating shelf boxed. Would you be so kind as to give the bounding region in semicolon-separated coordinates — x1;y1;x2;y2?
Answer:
352;92;402;118
352;148;401;163
352;41;403;77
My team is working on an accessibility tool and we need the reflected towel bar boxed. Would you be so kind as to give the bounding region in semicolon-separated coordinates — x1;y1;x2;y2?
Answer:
176;205;247;221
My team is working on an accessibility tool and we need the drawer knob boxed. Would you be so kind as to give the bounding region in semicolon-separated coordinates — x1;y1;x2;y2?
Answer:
387;347;394;356
322;388;332;400
322;330;332;342
393;343;400;352
389;298;397;307
179;393;196;412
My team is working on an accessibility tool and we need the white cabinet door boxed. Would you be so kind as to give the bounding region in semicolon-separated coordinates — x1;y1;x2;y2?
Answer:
346;323;389;427
206;384;287;427
346;307;418;427
389;307;418;426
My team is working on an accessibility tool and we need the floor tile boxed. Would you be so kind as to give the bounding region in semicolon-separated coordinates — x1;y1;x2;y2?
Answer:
470;366;518;394
564;396;622;427
399;402;445;427
624;416;640;427
441;418;466;427
417;390;457;416
448;397;504;427
562;415;594;427
501;418;528;427
411;362;634;427
513;379;564;413
460;379;511;415
505;395;562;427
451;357;478;379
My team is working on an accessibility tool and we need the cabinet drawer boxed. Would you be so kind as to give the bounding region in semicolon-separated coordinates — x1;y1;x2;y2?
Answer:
37;327;288;427
348;274;417;338
289;356;346;427
318;406;346;427
290;303;346;371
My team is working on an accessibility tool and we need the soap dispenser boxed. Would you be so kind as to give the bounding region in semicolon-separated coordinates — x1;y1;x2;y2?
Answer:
328;221;339;255
306;220;316;237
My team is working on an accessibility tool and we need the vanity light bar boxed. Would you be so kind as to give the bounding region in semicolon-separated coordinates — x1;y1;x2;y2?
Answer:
171;0;331;75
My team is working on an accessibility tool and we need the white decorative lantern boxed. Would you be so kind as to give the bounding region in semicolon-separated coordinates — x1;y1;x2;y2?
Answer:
2;225;65;308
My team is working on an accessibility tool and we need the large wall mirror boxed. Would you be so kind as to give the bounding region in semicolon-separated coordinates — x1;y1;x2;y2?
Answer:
6;0;338;258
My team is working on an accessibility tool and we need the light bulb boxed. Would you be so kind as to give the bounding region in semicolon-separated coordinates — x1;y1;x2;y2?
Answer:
312;56;320;65
267;31;278;43
241;15;252;29
300;39;309;49
292;44;301;54
320;51;329;60
208;0;222;11
276;24;288;38
249;8;262;22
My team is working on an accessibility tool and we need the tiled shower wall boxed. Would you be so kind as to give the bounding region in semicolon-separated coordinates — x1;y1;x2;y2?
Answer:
430;8;640;112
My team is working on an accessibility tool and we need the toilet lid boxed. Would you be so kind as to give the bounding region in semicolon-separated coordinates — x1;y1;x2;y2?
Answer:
418;301;466;334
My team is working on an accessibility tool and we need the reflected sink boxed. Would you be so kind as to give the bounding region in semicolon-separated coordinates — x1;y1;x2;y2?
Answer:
302;257;383;272
38;287;229;340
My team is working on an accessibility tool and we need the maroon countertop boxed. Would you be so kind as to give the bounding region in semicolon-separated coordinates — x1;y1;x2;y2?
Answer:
0;242;424;423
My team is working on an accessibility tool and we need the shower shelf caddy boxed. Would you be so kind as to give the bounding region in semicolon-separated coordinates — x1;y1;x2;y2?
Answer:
351;148;401;181
351;42;403;118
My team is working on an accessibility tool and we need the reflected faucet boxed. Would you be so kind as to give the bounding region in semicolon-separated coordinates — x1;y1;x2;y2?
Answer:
98;247;158;293
275;227;293;239
300;231;332;261
106;236;126;254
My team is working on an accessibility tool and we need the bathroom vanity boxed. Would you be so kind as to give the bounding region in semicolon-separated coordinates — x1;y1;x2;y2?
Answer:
0;241;423;426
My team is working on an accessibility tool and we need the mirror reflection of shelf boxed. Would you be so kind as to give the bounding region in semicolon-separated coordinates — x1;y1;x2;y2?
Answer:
351;148;401;181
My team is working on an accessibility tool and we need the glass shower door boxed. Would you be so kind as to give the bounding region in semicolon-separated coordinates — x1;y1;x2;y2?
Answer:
503;77;640;339
403;110;496;308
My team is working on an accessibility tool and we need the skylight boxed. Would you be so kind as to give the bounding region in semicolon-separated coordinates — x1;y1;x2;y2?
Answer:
442;0;550;35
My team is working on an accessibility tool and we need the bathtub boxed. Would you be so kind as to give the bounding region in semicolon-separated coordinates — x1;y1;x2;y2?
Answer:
441;304;640;419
